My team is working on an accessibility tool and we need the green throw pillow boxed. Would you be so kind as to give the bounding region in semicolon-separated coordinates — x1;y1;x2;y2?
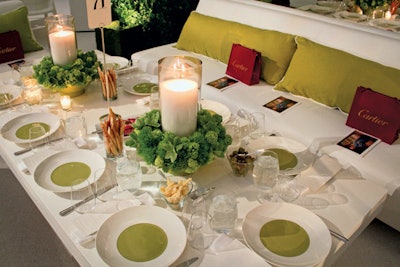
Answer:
176;12;296;85
0;6;43;53
275;36;400;113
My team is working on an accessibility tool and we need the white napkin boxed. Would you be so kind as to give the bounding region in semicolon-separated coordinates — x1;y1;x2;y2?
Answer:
69;191;155;244
200;234;269;267
297;154;342;193
136;96;150;105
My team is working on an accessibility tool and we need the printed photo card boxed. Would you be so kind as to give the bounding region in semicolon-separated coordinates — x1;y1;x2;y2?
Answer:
263;96;299;113
337;130;380;157
207;76;238;91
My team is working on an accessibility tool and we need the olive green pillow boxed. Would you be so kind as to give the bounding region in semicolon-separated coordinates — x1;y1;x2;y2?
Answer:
0;6;43;53
275;36;400;113
176;12;296;85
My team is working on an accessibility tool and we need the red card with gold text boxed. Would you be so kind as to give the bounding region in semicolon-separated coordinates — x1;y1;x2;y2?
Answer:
346;86;400;144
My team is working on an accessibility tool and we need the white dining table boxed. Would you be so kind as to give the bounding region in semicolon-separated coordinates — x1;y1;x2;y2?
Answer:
0;53;388;266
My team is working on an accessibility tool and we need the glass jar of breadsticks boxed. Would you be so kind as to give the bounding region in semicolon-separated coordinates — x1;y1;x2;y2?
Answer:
98;66;117;100
100;108;125;158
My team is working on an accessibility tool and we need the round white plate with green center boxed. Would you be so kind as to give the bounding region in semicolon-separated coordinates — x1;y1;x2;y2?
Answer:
242;202;331;267
1;112;60;144
0;84;21;107
96;205;186;267
34;150;105;192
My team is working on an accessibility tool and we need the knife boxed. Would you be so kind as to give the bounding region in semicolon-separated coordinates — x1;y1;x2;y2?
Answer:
175;257;199;267
14;137;64;156
59;183;117;216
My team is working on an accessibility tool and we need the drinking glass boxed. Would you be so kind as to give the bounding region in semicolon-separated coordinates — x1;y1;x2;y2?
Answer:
224;118;242;146
149;85;159;109
70;178;96;214
208;192;238;234
28;124;48;152
187;210;217;250
65;113;87;139
248;111;267;139
95;167;120;201
278;174;301;203
252;150;279;203
116;156;141;192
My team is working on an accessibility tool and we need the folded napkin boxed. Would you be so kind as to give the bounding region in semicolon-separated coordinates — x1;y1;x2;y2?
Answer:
297;154;342;193
200;234;269;267
69;191;155;244
136;96;150;105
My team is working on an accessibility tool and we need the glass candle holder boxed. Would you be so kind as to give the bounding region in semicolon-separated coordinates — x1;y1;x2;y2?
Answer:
158;56;202;137
45;14;78;66
60;95;72;110
23;85;43;105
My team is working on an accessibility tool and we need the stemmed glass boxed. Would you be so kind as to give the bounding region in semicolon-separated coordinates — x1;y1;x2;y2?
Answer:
28;124;49;153
187;210;217;250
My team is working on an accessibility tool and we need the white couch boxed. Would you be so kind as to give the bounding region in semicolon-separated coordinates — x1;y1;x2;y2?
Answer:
131;0;400;231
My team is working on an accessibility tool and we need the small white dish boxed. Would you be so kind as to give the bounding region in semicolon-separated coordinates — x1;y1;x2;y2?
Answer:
310;5;335;14
1;112;60;144
334;11;368;22
200;99;231;124
0;84;22;106
96;205;186;267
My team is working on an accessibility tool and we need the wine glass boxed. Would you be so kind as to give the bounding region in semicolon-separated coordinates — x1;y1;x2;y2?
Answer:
252;149;280;203
187;210;217;250
28;124;48;153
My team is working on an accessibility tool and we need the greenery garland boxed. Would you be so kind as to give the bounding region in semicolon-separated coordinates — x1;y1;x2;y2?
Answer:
125;109;232;175
33;50;101;91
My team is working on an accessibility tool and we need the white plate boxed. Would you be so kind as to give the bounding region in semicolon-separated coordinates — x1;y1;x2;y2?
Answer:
242;202;331;267
246;136;314;175
96;205;186;267
1;112;60;144
101;56;129;70
34;150;106;192
316;1;341;9
310;5;335;14
121;74;158;95
200;99;231;124
0;84;21;106
334;11;368;22
369;19;400;32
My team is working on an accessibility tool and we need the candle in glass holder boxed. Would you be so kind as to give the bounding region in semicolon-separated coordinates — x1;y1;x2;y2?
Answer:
23;86;42;105
159;79;198;136
158;56;202;137
45;15;77;66
60;95;72;110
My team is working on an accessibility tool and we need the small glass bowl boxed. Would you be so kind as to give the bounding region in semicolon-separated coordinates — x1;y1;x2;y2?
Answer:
226;146;256;177
159;177;193;211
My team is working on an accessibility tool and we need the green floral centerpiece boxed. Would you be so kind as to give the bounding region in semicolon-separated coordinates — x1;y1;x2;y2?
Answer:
33;50;101;97
126;109;232;175
355;0;389;13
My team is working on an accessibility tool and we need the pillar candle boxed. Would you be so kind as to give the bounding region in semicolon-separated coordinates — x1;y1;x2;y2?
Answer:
160;79;198;136
49;30;77;66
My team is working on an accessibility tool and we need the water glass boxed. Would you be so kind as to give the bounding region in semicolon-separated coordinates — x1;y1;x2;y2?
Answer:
116;156;141;192
248;111;267;139
149;85;159;109
208;192;238;233
224;118;242;146
252;150;279;203
65;113;87;139
278;174;301;203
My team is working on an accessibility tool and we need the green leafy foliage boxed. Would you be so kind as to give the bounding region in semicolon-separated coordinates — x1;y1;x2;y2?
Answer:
355;0;388;12
110;0;155;30
126;109;232;174
33;50;101;91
